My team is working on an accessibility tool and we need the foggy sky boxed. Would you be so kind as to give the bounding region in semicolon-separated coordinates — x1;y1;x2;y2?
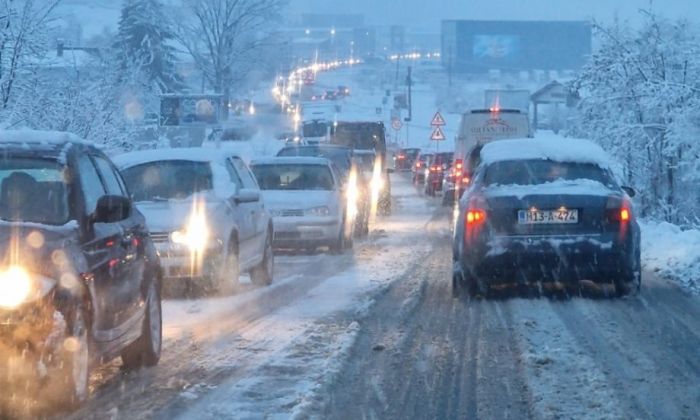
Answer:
288;0;699;30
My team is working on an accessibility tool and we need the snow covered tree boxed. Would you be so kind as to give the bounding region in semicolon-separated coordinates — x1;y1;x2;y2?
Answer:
571;11;700;224
0;0;60;111
115;0;183;93
173;0;286;103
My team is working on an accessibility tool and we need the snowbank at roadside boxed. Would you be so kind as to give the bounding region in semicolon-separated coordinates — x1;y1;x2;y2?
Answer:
640;220;700;294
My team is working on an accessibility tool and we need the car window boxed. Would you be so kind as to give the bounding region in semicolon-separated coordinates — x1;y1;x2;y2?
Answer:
121;160;213;202
0;157;69;225
251;164;335;191
224;159;243;190
77;154;107;214
93;155;126;196
231;157;259;189
483;160;615;187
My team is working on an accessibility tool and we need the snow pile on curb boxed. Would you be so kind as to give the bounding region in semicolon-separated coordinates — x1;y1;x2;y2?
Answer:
640;220;700;294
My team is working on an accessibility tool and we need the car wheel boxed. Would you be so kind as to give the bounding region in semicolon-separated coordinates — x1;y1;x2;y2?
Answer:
251;232;274;286
121;280;162;369
49;308;89;408
216;243;240;294
330;225;346;254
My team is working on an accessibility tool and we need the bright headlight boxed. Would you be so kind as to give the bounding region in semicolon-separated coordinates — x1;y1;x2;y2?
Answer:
170;211;210;252
304;206;331;217
0;266;54;309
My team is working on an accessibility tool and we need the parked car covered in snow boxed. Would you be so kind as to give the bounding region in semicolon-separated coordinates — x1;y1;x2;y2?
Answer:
114;148;274;295
250;157;353;252
0;130;162;408
452;136;641;298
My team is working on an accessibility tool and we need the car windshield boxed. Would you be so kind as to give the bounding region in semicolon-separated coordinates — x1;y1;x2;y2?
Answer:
277;147;351;174
121;160;213;202
484;159;615;187
0;157;68;225
252;164;334;191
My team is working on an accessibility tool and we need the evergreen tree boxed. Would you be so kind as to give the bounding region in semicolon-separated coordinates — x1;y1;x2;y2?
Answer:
115;0;183;93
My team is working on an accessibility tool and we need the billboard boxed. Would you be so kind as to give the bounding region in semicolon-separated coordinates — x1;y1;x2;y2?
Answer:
442;20;591;72
473;35;520;59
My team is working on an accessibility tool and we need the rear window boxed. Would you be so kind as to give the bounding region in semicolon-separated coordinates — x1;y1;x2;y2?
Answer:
121;160;213;202
252;164;335;191
484;160;615;187
277;147;351;174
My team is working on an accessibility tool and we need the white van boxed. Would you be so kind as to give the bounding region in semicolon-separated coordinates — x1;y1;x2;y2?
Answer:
443;109;531;205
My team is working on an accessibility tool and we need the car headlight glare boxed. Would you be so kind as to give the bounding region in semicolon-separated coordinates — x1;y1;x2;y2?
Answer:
304;206;331;216
170;212;210;252
0;266;55;309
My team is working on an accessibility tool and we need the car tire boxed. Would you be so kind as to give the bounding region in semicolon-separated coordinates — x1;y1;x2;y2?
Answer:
216;241;240;294
49;308;89;408
121;280;162;369
330;225;346;254
251;232;274;286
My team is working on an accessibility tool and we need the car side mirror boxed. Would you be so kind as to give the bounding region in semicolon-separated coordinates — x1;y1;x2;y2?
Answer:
234;188;260;204
621;186;636;197
93;195;131;223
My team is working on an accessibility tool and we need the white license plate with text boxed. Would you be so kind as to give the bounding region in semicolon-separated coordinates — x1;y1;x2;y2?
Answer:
518;209;579;224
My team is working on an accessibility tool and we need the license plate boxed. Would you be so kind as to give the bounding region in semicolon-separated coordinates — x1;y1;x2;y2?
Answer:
518;209;579;224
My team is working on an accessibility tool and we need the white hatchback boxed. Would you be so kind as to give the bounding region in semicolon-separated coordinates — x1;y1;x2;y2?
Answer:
114;148;274;294
250;156;353;253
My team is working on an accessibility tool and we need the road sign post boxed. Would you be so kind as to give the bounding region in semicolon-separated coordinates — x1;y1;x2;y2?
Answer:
430;112;446;152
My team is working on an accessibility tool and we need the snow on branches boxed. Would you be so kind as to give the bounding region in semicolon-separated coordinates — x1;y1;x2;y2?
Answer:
571;11;700;225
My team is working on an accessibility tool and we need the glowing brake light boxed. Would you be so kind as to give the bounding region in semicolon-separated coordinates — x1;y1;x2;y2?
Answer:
455;159;463;171
466;209;486;224
461;176;471;185
607;207;631;222
620;208;630;221
489;106;500;113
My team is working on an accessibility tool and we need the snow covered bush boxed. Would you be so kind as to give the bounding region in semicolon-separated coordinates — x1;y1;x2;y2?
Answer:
571;11;700;226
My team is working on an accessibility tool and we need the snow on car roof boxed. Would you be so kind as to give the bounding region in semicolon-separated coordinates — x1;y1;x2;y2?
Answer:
479;134;613;168
251;156;331;166
113;147;234;168
0;129;88;146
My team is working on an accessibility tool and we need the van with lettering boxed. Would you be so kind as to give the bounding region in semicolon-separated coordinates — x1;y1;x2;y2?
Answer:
444;108;531;205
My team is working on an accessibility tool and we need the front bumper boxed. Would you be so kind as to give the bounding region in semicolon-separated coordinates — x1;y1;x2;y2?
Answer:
272;216;341;248
462;233;634;284
155;242;224;280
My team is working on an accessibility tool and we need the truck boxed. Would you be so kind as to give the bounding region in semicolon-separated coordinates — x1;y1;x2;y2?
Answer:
330;121;392;215
443;108;531;205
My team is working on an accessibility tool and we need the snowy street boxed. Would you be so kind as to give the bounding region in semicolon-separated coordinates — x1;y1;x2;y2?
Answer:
63;174;700;419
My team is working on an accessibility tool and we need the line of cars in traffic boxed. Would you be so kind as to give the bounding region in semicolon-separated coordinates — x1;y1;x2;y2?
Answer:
397;106;641;299
0;126;387;412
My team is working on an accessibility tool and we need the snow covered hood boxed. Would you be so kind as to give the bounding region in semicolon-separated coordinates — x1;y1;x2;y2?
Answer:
261;190;336;210
479;134;613;168
135;195;222;233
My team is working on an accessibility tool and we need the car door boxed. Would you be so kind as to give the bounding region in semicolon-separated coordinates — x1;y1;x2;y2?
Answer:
76;153;132;342
223;158;254;266
92;153;145;326
229;157;265;264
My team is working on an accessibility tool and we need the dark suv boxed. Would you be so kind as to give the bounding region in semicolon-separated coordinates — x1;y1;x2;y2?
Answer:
0;130;162;410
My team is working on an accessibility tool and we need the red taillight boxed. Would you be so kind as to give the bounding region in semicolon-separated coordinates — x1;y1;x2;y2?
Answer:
607;207;631;222
415;162;422;168
398;154;405;159
455;159;463;171
466;209;486;225
620;208;630;221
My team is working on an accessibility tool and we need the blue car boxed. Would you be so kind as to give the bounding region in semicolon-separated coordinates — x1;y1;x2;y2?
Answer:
452;137;641;298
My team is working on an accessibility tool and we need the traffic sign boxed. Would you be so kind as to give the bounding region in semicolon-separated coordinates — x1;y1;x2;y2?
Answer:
430;126;446;141
430;111;446;126
391;118;403;131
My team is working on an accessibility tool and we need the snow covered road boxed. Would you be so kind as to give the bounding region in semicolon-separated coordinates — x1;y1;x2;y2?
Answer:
61;173;700;420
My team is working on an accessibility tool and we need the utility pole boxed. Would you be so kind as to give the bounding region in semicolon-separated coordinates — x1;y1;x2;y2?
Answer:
404;66;412;146
394;56;400;90
448;44;453;87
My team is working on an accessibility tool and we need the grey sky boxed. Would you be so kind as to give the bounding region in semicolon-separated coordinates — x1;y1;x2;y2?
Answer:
288;0;699;30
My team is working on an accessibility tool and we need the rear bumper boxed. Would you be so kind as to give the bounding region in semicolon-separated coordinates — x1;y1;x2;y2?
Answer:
461;233;635;284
